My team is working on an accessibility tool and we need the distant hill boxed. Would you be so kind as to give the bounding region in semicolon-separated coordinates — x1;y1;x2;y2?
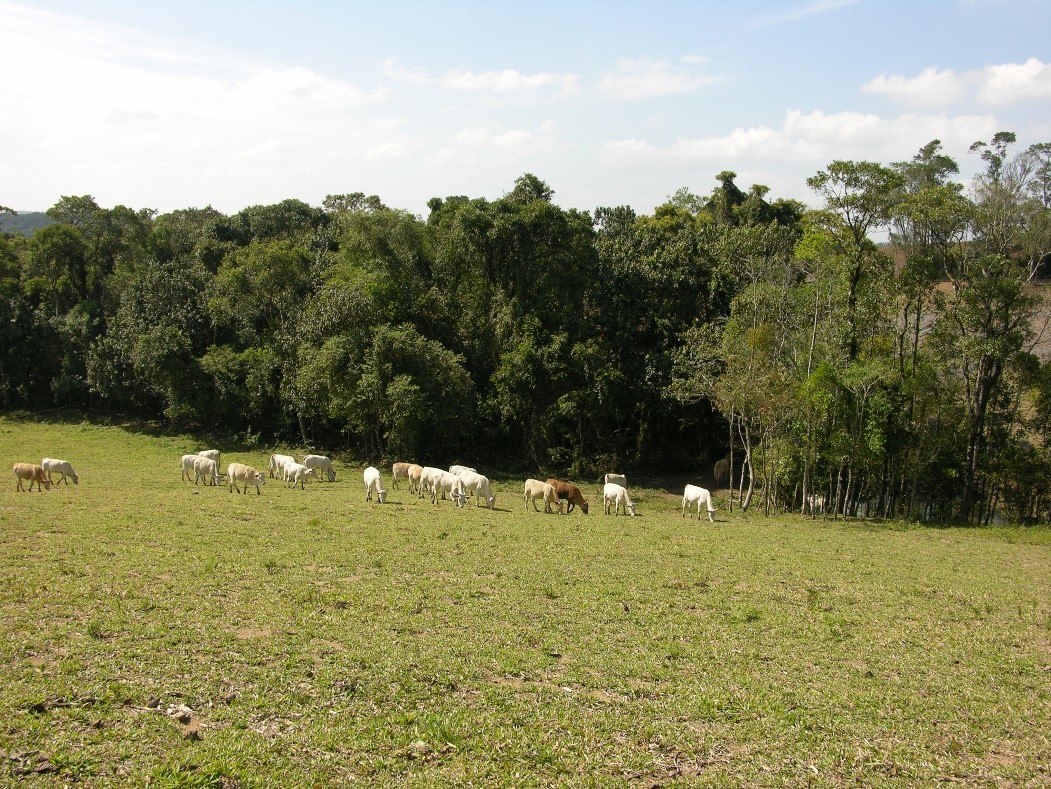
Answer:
0;211;55;236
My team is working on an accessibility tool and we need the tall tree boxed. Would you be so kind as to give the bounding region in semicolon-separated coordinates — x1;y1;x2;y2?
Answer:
807;161;903;360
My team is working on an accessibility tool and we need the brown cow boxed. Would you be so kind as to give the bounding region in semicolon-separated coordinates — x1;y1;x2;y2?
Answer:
13;463;51;492
546;478;589;514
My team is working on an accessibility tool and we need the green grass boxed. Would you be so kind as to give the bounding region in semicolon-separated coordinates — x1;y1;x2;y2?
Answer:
1;411;1049;787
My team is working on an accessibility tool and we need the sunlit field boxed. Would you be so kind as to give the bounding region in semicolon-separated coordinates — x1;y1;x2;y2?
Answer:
1;412;1049;787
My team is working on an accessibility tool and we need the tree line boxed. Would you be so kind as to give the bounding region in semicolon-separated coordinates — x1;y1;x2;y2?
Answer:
2;132;1050;523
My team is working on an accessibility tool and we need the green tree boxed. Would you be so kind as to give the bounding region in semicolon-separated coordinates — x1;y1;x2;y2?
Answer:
807;160;903;360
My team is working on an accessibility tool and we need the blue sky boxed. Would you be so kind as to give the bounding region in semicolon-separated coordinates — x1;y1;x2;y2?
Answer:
3;0;1050;217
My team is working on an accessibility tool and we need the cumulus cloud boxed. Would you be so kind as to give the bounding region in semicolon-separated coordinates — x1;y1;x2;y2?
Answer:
383;58;579;99
863;58;1051;108
598;57;723;99
600;109;998;168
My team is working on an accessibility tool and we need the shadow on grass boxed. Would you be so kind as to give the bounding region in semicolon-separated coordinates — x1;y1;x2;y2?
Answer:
2;406;273;455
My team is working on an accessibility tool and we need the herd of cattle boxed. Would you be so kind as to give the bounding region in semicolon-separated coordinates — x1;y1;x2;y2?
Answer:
11;450;719;520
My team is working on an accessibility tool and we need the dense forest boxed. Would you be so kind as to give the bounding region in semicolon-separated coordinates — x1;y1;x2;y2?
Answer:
3;132;1050;523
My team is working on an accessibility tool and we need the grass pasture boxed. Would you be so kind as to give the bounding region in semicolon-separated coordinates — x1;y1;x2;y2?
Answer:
1;413;1049;788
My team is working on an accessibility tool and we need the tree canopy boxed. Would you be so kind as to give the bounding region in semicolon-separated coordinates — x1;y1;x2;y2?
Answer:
4;137;1051;523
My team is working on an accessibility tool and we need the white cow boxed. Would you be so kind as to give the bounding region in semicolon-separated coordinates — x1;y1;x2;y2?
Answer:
41;457;78;485
227;463;266;494
524;478;562;513
419;466;444;499
193;456;221;486
432;470;467;506
682;484;716;521
363;466;388;503
180;454;199;482
198;449;220;468
285;462;315;490
603;473;627;488
458;469;496;509
603;482;636;516
303;454;336;482
449;464;477;476
269;454;296;479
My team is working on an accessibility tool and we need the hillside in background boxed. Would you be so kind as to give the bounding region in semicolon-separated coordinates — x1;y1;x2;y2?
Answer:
0;211;54;236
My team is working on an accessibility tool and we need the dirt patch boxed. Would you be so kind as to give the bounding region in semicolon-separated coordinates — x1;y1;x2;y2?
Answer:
234;627;272;640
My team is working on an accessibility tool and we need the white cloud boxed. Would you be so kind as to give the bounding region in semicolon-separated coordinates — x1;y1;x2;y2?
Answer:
384;58;579;99
600;109;998;168
862;66;966;108
0;1;396;211
976;58;1051;105
599;57;723;99
863;58;1051;108
429;124;558;169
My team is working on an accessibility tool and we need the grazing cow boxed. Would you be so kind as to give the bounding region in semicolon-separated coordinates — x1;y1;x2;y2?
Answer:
459;469;496;509
303;454;336;482
603;482;636;516
431;470;467;506
269;454;296;480
545;479;588;514
41;458;78;485
603;473;627;488
523;478;562;513
227;463;266;495
13;463;50;492
193;456;221;486
364;466;388;503
682;484;716;522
